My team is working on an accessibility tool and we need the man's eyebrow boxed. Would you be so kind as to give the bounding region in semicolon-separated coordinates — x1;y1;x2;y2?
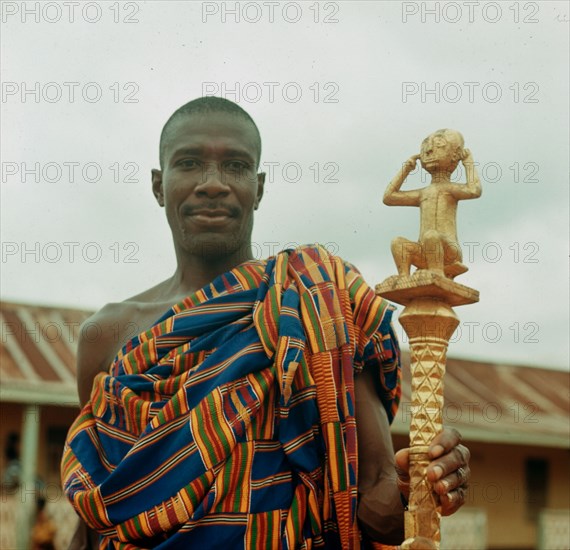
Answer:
170;147;204;158
222;149;255;162
170;147;255;162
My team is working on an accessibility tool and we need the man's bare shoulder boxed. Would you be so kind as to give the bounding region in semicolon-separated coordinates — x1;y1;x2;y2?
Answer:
76;280;173;406
82;288;157;341
86;278;177;336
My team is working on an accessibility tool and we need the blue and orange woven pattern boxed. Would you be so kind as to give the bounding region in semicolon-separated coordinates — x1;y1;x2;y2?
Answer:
62;245;401;549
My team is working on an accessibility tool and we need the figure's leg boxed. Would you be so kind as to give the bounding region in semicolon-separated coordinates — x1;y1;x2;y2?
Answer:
443;239;462;265
421;230;445;276
391;237;420;276
443;239;468;279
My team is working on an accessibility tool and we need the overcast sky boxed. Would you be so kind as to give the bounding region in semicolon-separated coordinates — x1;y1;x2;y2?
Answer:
1;1;568;370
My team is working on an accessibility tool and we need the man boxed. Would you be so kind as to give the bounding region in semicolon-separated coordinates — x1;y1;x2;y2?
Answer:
62;97;470;549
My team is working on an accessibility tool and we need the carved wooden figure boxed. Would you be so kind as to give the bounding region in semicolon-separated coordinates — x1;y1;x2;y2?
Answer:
376;130;481;549
383;129;481;280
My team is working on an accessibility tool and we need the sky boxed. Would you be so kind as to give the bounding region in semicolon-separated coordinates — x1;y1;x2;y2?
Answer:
1;0;569;370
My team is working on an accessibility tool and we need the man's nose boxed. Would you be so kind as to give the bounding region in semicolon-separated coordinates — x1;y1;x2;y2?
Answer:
195;163;229;197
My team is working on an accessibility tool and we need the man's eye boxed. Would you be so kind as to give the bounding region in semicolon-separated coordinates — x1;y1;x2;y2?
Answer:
178;159;198;169
225;161;249;173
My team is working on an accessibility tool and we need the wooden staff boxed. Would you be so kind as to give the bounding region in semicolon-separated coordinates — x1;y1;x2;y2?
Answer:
376;129;481;549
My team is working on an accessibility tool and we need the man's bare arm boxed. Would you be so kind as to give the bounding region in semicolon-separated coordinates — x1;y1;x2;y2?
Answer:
71;306;132;549
355;366;472;544
450;149;482;200
383;154;422;207
355;366;405;544
76;305;132;406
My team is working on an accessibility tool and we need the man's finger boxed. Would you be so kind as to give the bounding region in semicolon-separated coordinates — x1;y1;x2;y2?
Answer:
441;486;468;516
394;448;410;475
427;444;470;482
434;466;471;495
394;448;411;499
428;427;462;459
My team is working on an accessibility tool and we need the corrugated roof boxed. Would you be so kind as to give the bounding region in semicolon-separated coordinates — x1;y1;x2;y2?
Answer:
1;301;568;447
0;301;91;405
392;353;569;448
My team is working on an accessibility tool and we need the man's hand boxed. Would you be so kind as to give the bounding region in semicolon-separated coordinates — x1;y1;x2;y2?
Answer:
394;427;471;516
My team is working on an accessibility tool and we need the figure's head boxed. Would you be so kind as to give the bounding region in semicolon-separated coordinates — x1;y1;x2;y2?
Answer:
420;129;465;176
152;97;265;262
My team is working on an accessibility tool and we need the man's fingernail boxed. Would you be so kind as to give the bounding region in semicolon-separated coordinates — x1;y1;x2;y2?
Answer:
433;466;443;479
441;479;449;491
431;444;445;457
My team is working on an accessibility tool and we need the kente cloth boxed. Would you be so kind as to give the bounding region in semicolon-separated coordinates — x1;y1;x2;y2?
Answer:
62;245;401;550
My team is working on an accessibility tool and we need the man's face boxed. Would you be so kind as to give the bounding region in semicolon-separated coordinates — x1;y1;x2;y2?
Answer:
420;133;459;175
152;112;264;259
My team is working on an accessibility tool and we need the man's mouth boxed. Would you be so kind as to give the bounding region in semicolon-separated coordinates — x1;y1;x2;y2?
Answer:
182;206;237;227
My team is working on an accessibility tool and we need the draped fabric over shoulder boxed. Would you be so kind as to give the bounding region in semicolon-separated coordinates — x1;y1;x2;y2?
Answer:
62;245;401;549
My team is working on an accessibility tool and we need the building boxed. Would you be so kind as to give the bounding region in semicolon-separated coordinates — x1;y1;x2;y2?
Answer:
1;301;90;549
1;301;568;549
391;353;570;549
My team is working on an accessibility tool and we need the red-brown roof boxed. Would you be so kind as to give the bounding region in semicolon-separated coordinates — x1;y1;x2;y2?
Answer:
1;301;568;447
1;301;91;405
393;353;569;448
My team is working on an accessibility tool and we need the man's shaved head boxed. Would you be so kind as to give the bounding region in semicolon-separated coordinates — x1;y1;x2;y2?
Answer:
159;96;262;169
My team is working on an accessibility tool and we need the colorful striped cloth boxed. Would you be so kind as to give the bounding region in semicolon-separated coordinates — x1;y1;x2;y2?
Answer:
62;245;401;549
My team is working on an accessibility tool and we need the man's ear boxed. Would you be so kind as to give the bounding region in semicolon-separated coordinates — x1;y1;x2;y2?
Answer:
254;172;265;210
152;169;164;207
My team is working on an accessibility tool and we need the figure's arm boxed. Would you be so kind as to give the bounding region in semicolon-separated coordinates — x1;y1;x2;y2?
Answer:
450;148;482;200
383;155;422;206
